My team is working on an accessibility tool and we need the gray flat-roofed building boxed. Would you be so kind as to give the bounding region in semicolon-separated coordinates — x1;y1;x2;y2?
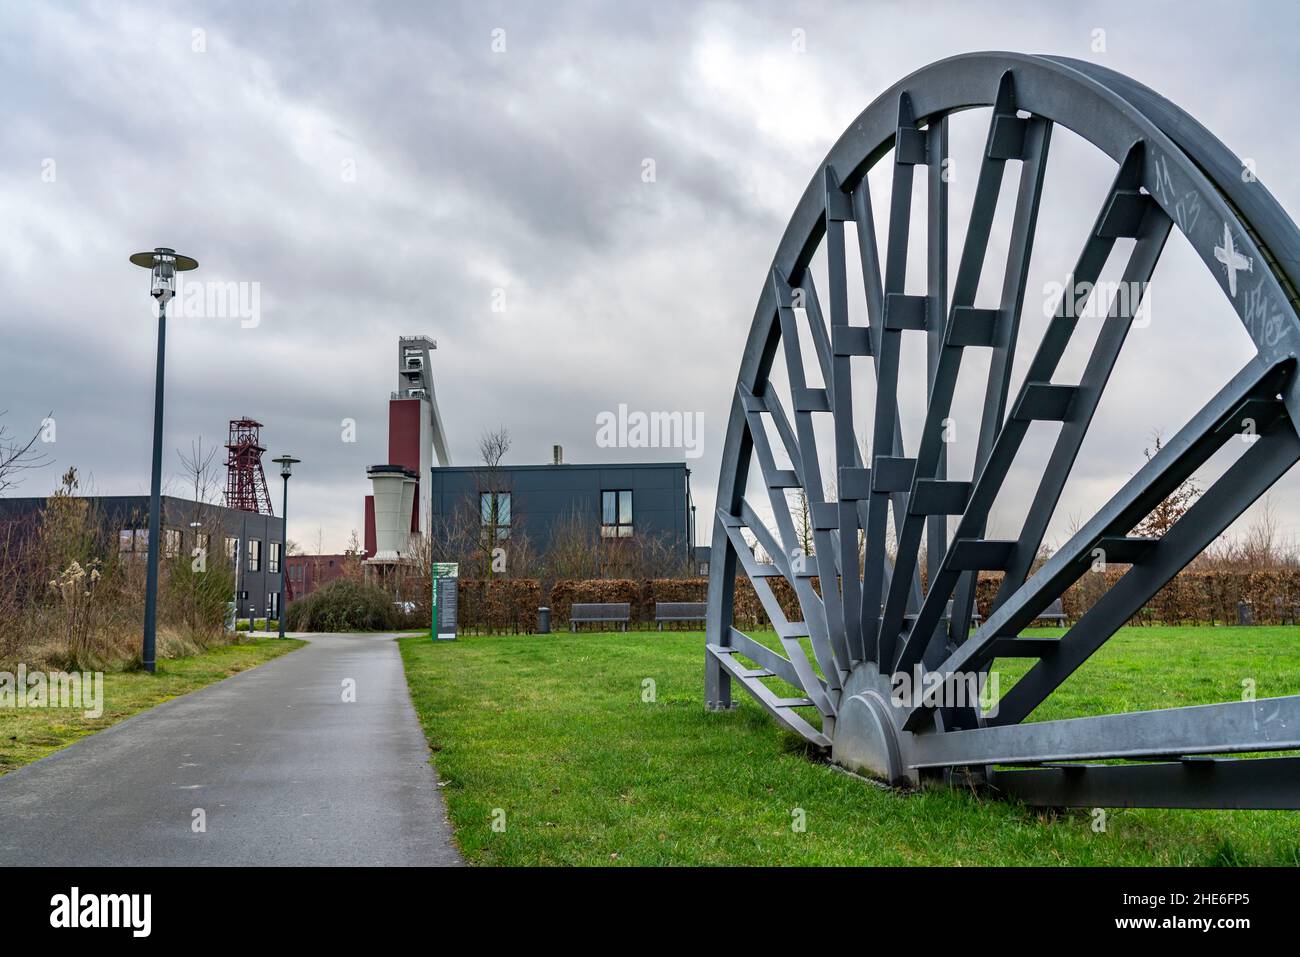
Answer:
0;495;285;620
427;461;695;564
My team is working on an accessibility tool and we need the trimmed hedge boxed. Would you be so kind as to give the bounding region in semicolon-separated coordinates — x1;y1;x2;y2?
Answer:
457;579;542;634
438;568;1300;635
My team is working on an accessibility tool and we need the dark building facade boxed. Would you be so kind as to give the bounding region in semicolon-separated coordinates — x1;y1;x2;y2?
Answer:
0;495;285;620
427;461;696;565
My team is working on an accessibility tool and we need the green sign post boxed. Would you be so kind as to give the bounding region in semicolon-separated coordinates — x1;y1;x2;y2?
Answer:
431;562;459;641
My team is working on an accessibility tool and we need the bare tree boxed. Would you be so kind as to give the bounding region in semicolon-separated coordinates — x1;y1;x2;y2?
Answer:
478;427;511;469
177;437;221;503
176;437;222;545
544;507;602;580
1241;494;1284;568
1132;433;1200;539
792;489;814;559
0;411;52;493
474;427;513;579
341;529;366;579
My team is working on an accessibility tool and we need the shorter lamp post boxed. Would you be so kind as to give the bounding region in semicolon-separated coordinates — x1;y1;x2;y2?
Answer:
272;455;300;639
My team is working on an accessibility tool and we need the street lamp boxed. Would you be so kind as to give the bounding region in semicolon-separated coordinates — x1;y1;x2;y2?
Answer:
129;247;198;673
271;454;300;639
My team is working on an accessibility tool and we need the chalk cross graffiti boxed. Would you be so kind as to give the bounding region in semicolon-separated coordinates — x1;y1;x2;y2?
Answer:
1214;220;1253;297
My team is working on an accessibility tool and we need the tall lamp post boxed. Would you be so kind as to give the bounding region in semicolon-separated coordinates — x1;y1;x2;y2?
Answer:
272;455;300;639
129;247;198;673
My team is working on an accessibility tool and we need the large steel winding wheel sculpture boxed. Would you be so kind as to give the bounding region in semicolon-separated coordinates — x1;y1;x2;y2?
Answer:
704;53;1300;809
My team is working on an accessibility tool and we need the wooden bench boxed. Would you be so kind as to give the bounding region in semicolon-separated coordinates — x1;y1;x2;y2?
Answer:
569;602;630;632
655;601;707;630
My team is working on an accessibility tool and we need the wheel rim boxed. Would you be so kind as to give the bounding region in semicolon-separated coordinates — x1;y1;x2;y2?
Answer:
704;52;1300;808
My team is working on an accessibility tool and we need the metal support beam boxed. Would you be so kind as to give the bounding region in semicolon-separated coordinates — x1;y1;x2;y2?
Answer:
990;756;1300;810
911;694;1300;768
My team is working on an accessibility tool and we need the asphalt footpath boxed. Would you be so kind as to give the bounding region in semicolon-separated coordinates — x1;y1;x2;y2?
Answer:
0;633;461;866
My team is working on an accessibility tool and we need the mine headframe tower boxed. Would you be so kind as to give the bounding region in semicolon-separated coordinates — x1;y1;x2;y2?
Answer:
224;417;274;515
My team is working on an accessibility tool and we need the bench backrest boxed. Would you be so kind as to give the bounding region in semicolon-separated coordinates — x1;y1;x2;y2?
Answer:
571;602;630;620
656;601;707;618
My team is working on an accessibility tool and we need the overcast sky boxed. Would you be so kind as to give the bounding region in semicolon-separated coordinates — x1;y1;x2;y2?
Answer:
3;0;1300;555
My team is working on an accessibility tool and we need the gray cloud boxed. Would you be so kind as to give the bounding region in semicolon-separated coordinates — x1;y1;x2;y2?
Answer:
3;0;1299;554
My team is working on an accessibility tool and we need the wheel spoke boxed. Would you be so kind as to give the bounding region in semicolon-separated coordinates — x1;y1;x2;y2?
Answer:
716;508;835;717
884;82;1044;670
738;374;843;690
992;164;1171;609
925;116;950;583
992;416;1300;724
773;271;854;674
821;168;866;663
863;91;926;668
949;112;1054;646
849;173;921;657
895;140;1146;673
904;355;1295;726
801;270;908;661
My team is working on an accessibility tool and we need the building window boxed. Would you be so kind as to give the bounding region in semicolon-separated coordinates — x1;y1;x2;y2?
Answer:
163;528;182;559
601;490;633;538
248;539;262;572
195;532;210;554
119;529;136;554
480;492;511;542
225;537;238;564
269;592;280;619
268;542;282;574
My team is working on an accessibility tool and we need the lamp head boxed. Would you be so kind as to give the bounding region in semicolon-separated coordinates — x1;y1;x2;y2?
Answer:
272;454;301;479
129;247;198;300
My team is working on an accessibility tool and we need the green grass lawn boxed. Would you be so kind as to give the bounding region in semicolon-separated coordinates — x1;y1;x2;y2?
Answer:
0;637;304;775
399;625;1300;866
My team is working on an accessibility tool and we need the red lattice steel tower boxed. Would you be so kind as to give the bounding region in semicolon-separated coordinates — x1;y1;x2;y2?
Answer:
224;418;274;514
